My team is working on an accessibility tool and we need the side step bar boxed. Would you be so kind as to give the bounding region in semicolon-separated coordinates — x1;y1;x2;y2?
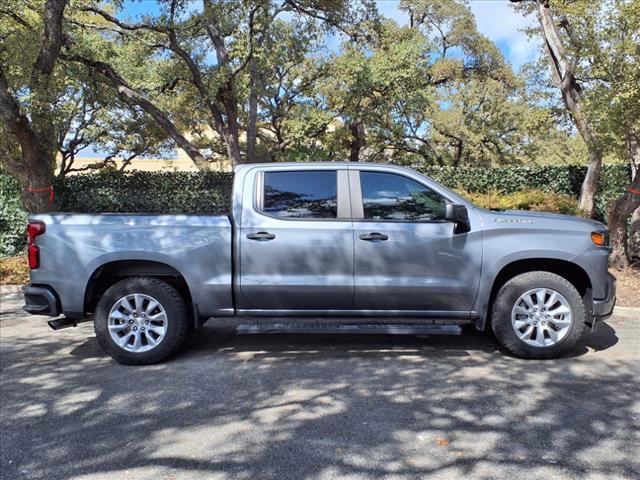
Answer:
236;323;462;336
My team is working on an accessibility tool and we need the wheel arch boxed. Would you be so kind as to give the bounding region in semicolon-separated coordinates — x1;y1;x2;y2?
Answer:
84;260;197;327
477;257;592;331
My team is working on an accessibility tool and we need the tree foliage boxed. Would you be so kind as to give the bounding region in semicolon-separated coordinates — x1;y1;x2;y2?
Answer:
1;0;588;180
513;0;640;266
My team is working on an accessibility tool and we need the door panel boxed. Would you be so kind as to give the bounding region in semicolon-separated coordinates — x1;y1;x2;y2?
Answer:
352;170;482;312
353;221;482;311
238;169;354;310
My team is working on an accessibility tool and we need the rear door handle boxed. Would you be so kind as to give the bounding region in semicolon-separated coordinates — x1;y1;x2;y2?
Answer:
246;231;276;241
359;232;389;241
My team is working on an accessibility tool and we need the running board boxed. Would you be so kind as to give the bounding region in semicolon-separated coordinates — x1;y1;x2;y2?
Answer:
236;323;462;336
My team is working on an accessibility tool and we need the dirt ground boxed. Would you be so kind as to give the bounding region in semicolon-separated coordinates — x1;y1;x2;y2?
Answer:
0;256;28;285
611;266;640;308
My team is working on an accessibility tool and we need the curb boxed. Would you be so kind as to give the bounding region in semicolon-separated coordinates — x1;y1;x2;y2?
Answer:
613;306;640;317
0;285;23;295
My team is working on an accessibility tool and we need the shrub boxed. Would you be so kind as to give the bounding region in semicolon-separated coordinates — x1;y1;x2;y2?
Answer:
419;164;630;220
457;188;583;216
0;173;28;257
55;170;233;214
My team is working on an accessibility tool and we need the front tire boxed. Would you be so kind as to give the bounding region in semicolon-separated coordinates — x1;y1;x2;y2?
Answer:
491;271;586;359
94;277;189;365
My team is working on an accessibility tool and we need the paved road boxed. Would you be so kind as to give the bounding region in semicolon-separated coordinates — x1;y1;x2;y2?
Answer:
1;293;639;480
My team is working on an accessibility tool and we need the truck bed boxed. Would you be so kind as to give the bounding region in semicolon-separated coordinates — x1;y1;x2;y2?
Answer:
29;213;233;318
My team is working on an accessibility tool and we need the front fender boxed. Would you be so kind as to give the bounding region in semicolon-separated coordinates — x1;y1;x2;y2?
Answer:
473;249;579;330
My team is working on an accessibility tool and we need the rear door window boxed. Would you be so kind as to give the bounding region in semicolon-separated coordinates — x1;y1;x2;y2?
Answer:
263;171;337;219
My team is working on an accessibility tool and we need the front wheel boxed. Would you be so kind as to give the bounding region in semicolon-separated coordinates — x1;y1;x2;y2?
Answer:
94;277;189;365
491;271;586;359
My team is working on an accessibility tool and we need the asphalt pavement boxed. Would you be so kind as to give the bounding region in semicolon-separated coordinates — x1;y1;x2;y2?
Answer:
1;292;639;480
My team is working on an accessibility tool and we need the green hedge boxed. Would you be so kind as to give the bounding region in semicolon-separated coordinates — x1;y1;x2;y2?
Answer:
55;171;233;215
0;164;632;258
0;173;28;257
419;164;630;219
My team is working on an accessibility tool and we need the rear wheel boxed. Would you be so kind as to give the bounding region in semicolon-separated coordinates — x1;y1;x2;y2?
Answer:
491;271;585;359
94;277;189;365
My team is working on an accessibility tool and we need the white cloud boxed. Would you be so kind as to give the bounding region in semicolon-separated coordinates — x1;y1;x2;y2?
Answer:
468;0;540;69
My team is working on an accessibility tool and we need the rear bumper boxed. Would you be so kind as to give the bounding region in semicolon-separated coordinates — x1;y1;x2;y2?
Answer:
592;273;616;323
23;285;61;317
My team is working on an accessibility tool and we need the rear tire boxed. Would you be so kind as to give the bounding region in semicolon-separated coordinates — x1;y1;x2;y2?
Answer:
94;277;189;365
491;271;585;359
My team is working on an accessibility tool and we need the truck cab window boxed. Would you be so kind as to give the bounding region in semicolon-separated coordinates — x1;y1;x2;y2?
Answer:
263;171;337;219
360;171;446;221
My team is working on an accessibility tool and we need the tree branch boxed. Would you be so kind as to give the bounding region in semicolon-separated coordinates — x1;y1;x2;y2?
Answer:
0;66;38;151
230;6;259;77
64;54;211;170
0;9;35;30
78;6;162;32
32;0;67;79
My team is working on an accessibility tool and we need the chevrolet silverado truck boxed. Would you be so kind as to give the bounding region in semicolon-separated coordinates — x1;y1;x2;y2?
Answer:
23;162;616;364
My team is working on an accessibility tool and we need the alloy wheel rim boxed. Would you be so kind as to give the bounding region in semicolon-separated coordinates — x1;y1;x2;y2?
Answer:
108;293;168;353
511;288;572;348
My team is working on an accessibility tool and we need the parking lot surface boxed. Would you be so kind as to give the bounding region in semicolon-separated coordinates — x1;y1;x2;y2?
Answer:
1;292;639;480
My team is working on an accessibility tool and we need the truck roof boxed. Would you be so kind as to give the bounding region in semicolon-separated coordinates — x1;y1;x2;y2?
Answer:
233;161;409;173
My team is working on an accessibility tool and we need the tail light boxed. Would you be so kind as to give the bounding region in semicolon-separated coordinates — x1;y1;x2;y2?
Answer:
27;221;46;269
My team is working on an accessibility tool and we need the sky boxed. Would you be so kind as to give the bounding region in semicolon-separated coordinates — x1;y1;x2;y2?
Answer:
81;0;540;157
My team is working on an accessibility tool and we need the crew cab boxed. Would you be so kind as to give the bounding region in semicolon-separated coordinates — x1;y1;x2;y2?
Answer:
23;162;616;364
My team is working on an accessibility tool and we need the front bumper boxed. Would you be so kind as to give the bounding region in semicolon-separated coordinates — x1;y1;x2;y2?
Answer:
23;285;61;317
592;272;616;324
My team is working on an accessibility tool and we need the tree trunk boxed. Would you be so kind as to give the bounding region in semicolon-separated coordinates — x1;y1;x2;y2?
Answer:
628;139;640;263
578;149;602;215
629;208;640;264
20;149;56;213
535;0;602;217
1;71;56;213
608;177;640;269
608;192;640;269
0;0;67;213
246;59;259;163
609;135;640;268
349;122;365;162
222;109;243;168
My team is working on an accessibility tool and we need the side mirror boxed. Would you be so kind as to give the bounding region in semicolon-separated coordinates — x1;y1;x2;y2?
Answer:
445;203;470;234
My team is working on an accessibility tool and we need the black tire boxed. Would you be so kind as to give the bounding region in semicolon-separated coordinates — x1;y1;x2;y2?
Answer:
490;271;586;359
94;277;189;365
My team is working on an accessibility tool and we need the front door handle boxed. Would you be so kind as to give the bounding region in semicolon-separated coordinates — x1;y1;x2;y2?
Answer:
359;232;389;241
247;231;276;241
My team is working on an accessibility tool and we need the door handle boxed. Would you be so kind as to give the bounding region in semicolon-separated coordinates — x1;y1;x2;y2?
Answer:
246;231;276;241
359;232;389;241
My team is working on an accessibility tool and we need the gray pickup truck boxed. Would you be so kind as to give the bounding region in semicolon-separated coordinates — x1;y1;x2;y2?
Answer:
23;162;616;364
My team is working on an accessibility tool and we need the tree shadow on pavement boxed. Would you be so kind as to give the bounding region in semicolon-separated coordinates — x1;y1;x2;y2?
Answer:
1;316;637;480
